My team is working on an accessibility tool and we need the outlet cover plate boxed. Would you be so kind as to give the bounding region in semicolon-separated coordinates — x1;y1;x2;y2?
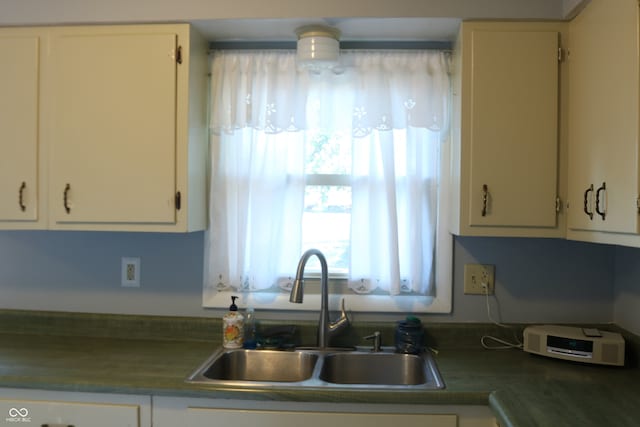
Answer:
121;257;140;287
463;264;494;295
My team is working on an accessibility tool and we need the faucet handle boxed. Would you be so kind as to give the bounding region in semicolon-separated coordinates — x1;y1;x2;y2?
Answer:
364;331;382;352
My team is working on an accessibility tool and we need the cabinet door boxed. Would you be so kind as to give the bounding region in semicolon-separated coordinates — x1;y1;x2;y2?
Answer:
187;408;457;427
567;0;639;234
49;30;179;225
153;397;496;427
0;33;40;222
467;30;559;228
0;399;139;427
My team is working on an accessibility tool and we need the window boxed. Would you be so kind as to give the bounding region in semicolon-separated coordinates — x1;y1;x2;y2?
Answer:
203;50;452;313
302;131;352;275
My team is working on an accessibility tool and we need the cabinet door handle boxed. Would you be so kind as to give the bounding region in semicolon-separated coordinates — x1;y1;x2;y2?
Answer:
481;184;489;217
18;181;26;212
63;183;71;214
175;191;182;210
583;184;594;220
595;182;606;220
41;424;75;427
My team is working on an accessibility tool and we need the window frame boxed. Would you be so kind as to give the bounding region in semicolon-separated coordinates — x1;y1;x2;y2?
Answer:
203;133;452;314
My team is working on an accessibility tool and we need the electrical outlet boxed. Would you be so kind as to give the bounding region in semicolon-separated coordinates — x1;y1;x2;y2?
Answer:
463;264;494;295
121;257;140;287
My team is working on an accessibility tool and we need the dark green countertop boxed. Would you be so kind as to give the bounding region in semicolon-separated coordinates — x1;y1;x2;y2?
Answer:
0;310;638;426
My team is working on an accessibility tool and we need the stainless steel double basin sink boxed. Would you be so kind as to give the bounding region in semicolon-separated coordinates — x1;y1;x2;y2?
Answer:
186;347;445;390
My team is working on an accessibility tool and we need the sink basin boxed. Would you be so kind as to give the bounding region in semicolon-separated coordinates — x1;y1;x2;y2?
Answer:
191;348;319;383
319;352;427;385
187;348;444;390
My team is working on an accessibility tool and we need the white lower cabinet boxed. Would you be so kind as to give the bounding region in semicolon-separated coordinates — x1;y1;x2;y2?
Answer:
153;397;497;427
0;389;151;427
0;390;496;427
189;409;455;427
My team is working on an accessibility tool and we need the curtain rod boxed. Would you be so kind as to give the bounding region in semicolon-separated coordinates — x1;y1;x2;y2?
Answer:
208;40;452;52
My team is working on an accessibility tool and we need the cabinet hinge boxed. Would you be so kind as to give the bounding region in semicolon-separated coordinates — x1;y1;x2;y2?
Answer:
175;191;182;210
556;197;562;213
176;46;183;65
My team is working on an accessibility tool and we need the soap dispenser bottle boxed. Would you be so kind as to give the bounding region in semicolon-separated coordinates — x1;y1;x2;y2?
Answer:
222;295;244;349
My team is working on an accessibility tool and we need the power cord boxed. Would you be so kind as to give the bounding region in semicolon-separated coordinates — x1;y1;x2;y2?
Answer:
480;282;523;350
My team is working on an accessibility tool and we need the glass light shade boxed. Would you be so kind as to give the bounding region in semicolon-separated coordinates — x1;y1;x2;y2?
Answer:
296;25;341;69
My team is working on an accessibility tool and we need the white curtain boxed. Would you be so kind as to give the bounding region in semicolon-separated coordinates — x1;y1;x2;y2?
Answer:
205;50;450;296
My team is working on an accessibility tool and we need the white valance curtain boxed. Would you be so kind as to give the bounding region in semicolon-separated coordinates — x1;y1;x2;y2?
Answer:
210;51;449;134
205;50;450;296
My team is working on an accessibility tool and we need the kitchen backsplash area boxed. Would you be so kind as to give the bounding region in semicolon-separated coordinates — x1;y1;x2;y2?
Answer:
1;230;636;333
613;245;640;335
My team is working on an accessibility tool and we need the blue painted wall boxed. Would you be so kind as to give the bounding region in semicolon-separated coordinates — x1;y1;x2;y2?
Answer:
0;231;628;329
613;245;640;334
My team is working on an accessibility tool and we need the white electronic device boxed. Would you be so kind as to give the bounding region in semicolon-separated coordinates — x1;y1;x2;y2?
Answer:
523;325;625;366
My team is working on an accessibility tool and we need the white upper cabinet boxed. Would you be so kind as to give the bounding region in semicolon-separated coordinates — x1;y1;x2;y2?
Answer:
566;0;640;245
47;24;208;231
49;31;178;225
450;21;567;237
0;29;47;228
0;24;206;232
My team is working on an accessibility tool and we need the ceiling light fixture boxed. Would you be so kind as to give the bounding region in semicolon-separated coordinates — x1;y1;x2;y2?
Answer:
295;25;341;70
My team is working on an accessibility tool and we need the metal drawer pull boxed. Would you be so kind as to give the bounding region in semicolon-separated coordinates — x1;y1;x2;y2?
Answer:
595;182;606;220
481;184;489;217
63;183;71;214
41;424;74;427
18;181;26;212
583;184;594;220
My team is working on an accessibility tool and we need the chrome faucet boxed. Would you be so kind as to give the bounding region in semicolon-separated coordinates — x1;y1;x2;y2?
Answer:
289;249;350;349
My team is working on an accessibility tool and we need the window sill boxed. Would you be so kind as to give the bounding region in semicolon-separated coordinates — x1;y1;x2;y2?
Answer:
204;233;453;314
203;287;451;313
